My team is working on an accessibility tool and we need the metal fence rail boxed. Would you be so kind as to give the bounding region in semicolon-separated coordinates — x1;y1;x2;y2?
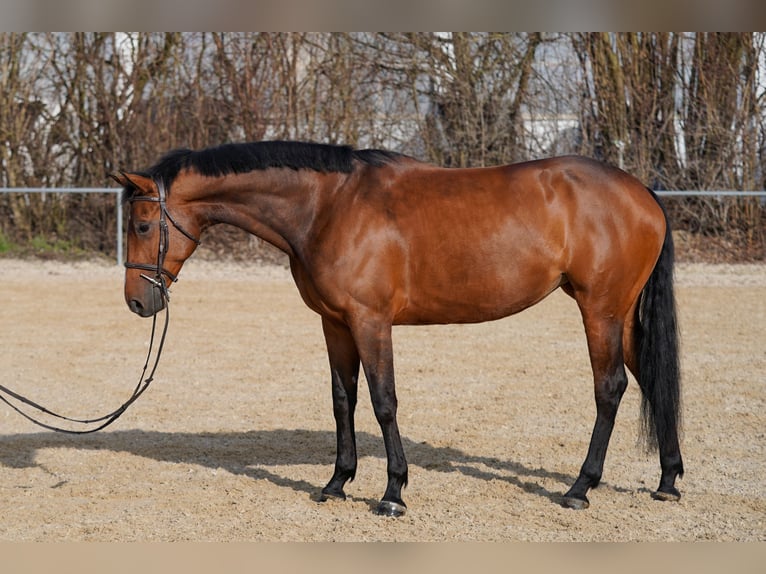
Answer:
655;191;766;197
1;187;764;266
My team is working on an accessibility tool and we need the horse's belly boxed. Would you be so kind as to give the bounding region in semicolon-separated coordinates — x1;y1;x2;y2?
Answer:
393;268;565;325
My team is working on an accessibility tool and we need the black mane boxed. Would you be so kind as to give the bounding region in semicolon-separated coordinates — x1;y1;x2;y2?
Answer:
140;141;405;191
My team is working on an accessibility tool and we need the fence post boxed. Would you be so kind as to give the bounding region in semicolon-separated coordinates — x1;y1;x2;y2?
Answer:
116;196;123;266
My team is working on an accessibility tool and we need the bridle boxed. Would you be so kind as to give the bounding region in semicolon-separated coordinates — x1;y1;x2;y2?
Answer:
0;177;200;434
124;177;201;298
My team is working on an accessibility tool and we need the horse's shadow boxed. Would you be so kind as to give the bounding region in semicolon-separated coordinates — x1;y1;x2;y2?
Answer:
0;428;612;508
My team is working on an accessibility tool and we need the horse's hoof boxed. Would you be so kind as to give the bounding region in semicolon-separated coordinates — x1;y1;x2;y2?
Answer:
375;500;407;517
319;489;346;503
562;495;590;510
651;488;681;502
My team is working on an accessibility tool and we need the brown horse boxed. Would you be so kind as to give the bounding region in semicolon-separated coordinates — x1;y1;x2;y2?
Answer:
112;141;683;516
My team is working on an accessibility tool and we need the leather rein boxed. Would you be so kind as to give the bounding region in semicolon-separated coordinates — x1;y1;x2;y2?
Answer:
0;178;200;434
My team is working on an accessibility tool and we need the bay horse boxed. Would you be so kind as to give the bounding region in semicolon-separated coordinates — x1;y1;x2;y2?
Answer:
112;141;683;516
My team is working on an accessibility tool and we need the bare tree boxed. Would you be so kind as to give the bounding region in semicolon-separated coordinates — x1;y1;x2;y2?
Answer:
382;32;543;167
571;33;681;185
0;32;763;261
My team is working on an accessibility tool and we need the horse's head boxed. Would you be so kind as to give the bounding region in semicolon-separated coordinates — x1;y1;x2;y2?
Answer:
111;171;201;317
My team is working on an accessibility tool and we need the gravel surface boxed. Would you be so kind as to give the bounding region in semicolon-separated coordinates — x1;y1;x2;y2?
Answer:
0;258;764;541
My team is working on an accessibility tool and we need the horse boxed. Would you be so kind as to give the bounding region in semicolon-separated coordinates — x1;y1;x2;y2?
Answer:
112;141;684;516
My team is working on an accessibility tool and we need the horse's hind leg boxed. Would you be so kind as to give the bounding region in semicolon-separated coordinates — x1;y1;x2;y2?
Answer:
624;299;684;502
563;310;628;509
319;317;361;502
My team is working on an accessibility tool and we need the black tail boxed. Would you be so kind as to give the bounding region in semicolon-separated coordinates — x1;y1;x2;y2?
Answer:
637;192;682;454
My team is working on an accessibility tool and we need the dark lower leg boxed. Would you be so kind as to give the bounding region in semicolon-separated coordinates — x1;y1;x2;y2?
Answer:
631;357;684;501
320;318;360;501
321;375;358;499
563;399;622;508
564;320;627;509
369;383;408;515
653;429;684;500
355;323;408;516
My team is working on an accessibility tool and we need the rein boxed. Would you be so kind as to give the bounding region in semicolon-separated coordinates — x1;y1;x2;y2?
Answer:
0;178;199;434
0;306;169;434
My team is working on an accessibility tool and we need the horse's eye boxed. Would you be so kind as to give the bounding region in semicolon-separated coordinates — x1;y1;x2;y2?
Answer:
136;222;151;235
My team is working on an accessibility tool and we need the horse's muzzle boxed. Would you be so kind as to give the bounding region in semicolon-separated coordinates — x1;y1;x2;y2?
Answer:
126;285;166;317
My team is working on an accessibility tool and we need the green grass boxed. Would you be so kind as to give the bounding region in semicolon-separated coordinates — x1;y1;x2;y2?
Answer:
29;235;87;255
0;231;15;254
0;233;91;260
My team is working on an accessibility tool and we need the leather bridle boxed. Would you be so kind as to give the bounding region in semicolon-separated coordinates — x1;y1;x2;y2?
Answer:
124;177;201;299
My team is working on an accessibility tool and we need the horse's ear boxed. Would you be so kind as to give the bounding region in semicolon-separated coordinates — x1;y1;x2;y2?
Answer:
109;170;154;192
109;171;128;186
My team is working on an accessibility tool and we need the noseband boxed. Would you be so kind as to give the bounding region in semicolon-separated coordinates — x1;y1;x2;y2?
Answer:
124;178;201;300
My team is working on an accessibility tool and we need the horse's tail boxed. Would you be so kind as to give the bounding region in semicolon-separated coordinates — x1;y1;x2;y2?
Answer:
636;191;682;457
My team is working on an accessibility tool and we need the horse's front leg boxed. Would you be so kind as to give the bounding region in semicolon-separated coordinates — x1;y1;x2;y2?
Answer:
319;317;361;502
352;319;408;517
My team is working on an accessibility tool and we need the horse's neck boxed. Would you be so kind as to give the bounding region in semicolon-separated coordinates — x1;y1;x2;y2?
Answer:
193;169;340;258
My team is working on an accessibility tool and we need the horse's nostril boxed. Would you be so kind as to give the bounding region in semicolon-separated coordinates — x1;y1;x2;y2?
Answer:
129;299;145;315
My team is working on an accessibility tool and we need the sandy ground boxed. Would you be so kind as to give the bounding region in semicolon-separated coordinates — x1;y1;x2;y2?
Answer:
0;258;764;542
